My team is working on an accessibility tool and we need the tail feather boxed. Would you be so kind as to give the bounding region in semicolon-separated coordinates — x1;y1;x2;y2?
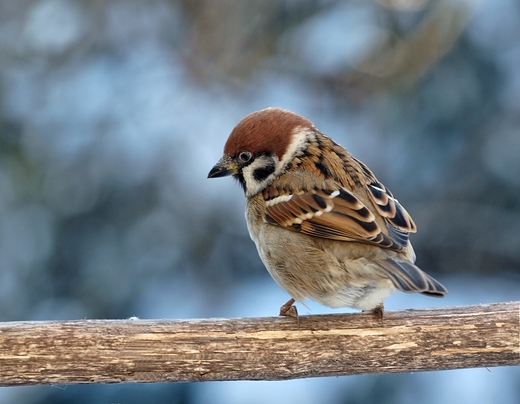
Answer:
379;258;447;297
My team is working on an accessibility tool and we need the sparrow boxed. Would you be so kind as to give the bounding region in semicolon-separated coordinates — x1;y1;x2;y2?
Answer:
208;107;447;318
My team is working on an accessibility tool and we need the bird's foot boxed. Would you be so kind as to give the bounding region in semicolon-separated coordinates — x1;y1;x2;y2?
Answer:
372;303;384;324
363;303;384;324
279;298;299;322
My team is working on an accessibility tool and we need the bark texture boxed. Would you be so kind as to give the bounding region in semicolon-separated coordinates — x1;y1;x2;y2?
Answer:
0;302;518;386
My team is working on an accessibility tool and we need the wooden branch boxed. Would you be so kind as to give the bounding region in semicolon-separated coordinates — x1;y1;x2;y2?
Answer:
1;302;519;386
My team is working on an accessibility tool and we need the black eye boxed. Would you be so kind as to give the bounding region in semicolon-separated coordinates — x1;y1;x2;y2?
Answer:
238;151;252;162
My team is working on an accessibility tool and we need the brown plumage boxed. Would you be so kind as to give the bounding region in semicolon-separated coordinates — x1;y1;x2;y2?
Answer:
208;107;447;317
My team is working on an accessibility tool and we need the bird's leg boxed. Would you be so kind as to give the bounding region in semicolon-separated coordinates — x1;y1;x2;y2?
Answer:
362;303;384;323
279;298;298;320
372;303;384;324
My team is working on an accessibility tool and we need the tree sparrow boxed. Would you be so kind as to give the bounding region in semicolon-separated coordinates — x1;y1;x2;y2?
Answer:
208;108;447;317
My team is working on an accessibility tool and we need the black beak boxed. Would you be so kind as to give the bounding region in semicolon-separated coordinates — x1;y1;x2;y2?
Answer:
207;157;238;178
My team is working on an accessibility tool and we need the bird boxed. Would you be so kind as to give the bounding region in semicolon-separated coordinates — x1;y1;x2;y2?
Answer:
208;107;447;318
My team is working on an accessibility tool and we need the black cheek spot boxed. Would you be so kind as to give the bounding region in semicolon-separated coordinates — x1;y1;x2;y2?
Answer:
253;163;275;182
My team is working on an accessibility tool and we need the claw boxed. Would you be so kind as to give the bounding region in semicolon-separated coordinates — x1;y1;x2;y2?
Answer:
279;298;299;323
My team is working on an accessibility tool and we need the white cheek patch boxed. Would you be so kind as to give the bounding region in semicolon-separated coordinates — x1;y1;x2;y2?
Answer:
242;155;278;198
242;164;262;197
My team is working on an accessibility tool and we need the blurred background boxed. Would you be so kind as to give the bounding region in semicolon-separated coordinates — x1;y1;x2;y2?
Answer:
0;0;519;403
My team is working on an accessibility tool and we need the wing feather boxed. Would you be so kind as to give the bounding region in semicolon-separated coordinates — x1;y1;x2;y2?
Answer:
376;259;447;297
263;173;402;250
352;156;416;247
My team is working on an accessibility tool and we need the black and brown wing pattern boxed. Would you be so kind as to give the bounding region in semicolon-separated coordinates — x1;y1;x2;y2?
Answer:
352;157;417;248
376;258;447;296
262;172;402;250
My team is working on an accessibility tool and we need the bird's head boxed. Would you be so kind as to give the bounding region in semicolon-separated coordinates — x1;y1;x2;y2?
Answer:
208;108;314;197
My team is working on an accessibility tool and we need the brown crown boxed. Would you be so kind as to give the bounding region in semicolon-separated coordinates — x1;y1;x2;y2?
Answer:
223;108;313;159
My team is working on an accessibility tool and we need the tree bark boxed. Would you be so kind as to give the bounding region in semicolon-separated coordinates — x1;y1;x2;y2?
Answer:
0;302;518;386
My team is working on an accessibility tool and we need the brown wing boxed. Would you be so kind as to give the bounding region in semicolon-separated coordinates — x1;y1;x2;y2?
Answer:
352;157;417;247
263;172;403;251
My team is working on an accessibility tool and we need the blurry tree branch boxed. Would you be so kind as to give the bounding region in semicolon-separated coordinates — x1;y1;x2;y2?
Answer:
0;302;518;386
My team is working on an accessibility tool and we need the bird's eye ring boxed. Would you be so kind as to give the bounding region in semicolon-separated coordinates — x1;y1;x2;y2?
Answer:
238;151;252;162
